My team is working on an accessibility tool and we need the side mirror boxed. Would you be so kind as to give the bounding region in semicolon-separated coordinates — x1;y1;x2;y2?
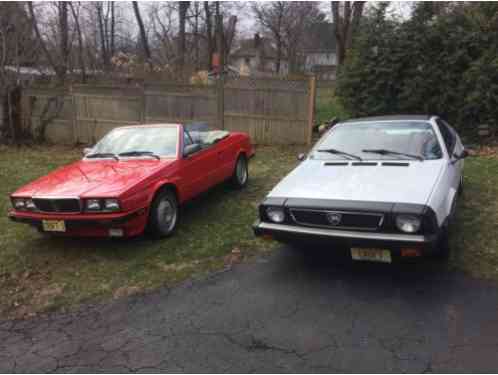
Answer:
183;143;202;157
453;149;469;161
83;147;93;156
297;153;306;161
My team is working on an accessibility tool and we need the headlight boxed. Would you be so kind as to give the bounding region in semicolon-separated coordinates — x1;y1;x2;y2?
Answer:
395;214;421;233
13;198;26;210
266;207;285;223
25;199;36;210
104;199;120;211
86;199;102;211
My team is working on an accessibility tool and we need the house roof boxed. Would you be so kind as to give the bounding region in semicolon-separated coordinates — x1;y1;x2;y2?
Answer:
231;37;286;61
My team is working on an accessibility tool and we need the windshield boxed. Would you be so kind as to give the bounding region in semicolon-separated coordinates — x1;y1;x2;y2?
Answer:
89;126;178;158
313;121;442;160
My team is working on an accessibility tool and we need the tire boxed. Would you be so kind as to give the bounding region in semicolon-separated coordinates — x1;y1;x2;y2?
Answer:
231;154;248;189
434;224;451;260
148;188;179;238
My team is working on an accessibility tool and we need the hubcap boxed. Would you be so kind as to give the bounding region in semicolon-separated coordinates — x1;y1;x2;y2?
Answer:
236;159;247;185
158;198;176;232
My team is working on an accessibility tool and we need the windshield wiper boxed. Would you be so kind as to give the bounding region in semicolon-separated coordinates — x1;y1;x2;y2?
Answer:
362;149;424;161
317;148;362;161
118;151;160;160
86;152;119;161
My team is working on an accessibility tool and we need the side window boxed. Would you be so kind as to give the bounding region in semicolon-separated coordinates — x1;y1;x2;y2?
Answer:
183;130;193;146
436;119;456;155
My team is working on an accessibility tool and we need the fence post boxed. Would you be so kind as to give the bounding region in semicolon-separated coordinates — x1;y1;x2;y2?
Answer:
70;84;78;144
306;75;317;145
216;76;225;130
140;84;146;124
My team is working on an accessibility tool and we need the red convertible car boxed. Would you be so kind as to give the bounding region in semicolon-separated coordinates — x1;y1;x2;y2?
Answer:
8;123;253;238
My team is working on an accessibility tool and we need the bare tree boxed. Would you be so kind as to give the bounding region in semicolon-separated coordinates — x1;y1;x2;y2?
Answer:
178;1;190;69
204;2;214;69
133;1;152;65
331;1;366;65
0;3;36;143
253;2;323;73
69;2;86;82
252;2;286;73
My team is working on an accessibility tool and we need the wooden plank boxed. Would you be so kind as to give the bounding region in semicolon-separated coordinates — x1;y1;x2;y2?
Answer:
306;75;317;145
224;112;306;122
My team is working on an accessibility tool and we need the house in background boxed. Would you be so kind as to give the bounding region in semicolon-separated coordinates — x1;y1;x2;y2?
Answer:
302;22;337;80
230;34;289;77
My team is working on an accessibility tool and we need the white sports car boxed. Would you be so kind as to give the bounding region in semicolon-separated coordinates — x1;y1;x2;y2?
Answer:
253;115;468;262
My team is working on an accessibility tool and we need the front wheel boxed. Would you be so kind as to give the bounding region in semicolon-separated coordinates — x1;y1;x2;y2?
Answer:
434;225;451;260
231;155;248;189
148;189;178;238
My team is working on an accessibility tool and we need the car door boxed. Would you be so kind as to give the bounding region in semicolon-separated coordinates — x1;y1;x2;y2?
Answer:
176;130;219;201
212;136;236;184
435;119;461;218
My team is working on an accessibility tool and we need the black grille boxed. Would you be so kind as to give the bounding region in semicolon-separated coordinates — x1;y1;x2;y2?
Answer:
33;198;81;213
290;209;383;230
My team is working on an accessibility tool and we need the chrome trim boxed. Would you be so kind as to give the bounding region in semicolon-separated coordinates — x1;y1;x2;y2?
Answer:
256;222;428;243
289;208;384;231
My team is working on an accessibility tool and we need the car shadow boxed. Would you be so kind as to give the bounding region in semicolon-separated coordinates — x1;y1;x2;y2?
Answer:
274;244;455;290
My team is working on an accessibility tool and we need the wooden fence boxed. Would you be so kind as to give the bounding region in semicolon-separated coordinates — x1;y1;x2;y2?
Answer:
21;76;316;145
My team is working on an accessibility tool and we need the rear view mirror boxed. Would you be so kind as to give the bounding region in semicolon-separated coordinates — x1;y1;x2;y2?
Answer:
183;143;202;157
297;153;306;161
83;147;92;156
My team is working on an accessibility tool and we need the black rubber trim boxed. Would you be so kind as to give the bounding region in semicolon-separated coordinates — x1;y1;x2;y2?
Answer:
382;162;409;166
324;162;349;166
283;198;394;213
258;198;440;235
351;162;378;166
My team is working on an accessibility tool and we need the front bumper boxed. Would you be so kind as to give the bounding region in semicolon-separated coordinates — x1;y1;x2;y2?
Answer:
253;220;439;255
8;208;148;237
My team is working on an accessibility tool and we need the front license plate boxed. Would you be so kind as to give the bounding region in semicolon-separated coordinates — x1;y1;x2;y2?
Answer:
42;220;66;232
351;248;391;263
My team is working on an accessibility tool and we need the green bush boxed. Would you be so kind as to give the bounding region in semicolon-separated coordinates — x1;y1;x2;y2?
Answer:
336;2;498;135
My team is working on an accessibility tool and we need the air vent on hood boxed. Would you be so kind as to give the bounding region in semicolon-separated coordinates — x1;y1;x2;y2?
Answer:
323;162;349;166
351;162;378;166
381;162;410;167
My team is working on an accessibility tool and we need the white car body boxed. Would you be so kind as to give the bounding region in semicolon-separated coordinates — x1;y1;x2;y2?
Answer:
254;115;467;258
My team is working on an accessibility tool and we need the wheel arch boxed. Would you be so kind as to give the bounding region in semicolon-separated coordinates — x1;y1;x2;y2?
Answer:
148;181;180;207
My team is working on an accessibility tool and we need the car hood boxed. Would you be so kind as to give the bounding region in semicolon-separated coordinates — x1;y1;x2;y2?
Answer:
13;159;174;198
268;159;445;205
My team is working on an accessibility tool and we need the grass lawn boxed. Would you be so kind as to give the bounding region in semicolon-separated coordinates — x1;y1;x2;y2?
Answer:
0;144;497;319
0;144;306;318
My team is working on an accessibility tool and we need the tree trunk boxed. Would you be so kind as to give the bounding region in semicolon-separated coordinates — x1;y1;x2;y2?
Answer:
69;2;87;83
110;2;115;57
331;1;365;65
204;2;214;70
215;2;224;71
178;1;190;69
133;1;152;64
97;3;109;71
58;2;69;82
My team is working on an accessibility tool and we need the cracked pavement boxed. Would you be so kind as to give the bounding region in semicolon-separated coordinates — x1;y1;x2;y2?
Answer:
2;247;498;373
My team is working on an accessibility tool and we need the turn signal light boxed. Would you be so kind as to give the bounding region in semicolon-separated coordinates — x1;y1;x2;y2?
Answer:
401;248;421;257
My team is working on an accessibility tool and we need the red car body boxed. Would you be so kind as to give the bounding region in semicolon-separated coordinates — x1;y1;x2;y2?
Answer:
8;124;254;237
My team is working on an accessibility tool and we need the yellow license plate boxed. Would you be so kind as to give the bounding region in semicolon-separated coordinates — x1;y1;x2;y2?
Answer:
351;248;391;263
42;220;66;232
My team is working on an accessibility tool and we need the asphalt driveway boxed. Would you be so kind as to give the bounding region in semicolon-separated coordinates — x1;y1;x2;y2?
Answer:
2;247;498;373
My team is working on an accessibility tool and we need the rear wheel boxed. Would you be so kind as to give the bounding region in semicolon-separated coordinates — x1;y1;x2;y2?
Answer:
231;155;248;189
148;189;178;238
